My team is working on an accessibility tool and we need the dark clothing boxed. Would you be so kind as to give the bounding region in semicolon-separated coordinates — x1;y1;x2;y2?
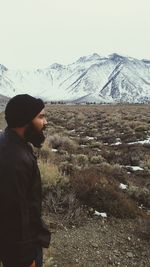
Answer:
35;247;43;267
0;128;50;267
0;247;43;267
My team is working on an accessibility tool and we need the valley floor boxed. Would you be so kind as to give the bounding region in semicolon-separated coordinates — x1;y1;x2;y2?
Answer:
43;215;150;267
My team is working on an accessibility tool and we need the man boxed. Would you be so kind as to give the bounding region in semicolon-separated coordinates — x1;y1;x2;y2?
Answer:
0;94;51;267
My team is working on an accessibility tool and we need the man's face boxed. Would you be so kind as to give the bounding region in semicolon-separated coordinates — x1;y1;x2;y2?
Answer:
24;109;48;148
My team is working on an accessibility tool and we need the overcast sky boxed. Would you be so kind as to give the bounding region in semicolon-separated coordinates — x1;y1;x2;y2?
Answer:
0;0;150;69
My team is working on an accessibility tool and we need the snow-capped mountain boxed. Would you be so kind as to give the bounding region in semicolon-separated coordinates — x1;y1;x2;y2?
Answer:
0;64;8;76
1;53;150;103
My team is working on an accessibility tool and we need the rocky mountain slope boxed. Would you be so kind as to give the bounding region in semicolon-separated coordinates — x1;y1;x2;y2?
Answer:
0;94;9;112
0;54;150;103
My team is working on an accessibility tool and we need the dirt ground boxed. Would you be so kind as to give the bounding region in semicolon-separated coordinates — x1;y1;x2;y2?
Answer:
43;214;150;267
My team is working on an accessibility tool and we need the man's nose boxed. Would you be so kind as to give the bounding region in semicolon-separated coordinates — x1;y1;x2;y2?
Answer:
44;118;48;125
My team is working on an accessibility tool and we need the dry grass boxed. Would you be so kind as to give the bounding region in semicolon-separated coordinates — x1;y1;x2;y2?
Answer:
39;160;61;186
69;167;142;218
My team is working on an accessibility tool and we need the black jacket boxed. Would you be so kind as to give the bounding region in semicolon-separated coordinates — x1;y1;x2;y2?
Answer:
0;127;50;265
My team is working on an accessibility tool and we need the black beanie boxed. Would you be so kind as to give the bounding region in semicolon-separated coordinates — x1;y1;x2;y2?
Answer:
5;94;45;127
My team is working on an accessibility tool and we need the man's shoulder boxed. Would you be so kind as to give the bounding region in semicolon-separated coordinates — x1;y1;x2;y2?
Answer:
0;130;34;164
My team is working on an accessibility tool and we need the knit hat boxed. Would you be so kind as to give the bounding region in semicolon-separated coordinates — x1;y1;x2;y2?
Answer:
5;94;45;127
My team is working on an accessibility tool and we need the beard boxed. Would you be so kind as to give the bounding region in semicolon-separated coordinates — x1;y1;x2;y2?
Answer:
24;122;46;148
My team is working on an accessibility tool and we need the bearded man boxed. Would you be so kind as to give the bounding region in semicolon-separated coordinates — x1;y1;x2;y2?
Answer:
0;94;51;267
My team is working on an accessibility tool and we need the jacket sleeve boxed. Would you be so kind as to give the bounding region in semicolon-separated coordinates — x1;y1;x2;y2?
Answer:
12;153;51;249
28;157;51;248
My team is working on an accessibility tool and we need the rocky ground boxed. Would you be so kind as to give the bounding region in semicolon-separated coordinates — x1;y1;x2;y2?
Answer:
43;214;150;267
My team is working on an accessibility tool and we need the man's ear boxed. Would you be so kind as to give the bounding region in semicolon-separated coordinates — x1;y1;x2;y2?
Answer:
29;260;36;267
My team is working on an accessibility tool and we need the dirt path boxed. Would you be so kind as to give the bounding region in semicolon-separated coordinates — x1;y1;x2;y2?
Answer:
43;217;150;267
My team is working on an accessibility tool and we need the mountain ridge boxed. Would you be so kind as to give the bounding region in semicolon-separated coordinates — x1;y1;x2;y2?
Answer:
0;53;150;103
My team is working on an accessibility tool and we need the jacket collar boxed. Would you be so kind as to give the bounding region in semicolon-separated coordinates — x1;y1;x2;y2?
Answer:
4;127;33;151
5;127;25;143
4;127;37;157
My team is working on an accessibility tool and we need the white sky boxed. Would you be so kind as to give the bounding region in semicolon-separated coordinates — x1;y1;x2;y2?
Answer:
0;0;150;70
